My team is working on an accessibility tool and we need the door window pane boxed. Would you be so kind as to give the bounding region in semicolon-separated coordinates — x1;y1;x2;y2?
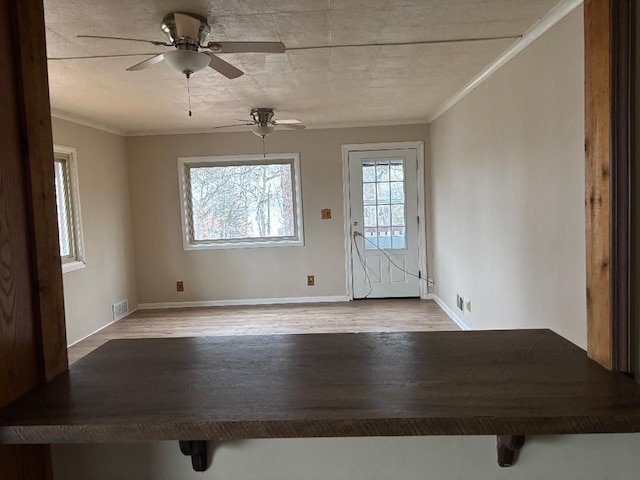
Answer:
392;226;406;249
364;229;378;248
390;161;404;181
361;159;406;250
376;182;390;202
363;206;377;227
362;163;376;182
376;164;389;181
377;227;392;249
377;205;390;227
363;183;376;204
390;182;404;203
391;204;405;226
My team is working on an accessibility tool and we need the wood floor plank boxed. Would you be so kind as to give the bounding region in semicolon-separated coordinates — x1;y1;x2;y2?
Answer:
68;299;457;364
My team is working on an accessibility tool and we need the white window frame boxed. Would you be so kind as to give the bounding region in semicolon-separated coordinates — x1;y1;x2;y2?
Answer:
54;145;85;273
178;153;304;250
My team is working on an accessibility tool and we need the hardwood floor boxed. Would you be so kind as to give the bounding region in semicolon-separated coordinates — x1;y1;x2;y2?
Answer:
68;299;457;364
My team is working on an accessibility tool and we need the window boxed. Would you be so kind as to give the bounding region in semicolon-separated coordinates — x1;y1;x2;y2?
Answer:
362;159;406;250
53;145;85;272
178;154;304;249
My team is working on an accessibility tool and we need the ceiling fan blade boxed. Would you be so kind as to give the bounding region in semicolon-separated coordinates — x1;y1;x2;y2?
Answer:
206;42;286;54
174;12;202;40
206;53;244;79
278;123;306;130
77;35;171;47
213;123;255;129
48;53;161;60
126;53;165;71
274;119;302;124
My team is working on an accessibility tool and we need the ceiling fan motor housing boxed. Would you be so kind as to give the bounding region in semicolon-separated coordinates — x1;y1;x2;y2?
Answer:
161;12;211;47
250;108;275;137
251;108;275;126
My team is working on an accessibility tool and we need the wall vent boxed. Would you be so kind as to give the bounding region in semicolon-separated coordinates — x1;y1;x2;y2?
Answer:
112;299;129;321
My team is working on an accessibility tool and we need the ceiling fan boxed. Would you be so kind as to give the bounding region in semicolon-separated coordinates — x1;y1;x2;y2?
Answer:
216;108;306;138
75;12;286;80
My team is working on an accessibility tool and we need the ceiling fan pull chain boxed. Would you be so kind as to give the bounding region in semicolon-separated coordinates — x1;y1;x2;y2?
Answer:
262;135;266;158
186;74;192;117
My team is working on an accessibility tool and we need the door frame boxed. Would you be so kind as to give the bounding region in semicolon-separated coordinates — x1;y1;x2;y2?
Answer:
341;141;427;300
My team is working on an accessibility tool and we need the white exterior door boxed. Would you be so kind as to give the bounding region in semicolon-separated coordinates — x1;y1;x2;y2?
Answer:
348;149;420;299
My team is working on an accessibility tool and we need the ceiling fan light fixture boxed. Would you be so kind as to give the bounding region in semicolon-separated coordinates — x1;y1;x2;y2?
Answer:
252;125;275;138
163;50;209;76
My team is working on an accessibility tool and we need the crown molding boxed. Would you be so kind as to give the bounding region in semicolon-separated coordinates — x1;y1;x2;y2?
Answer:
51;111;126;136
428;0;583;123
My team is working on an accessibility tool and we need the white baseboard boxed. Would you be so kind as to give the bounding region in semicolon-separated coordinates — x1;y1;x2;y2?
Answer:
67;308;138;347
423;293;435;300
432;295;470;331
138;296;351;310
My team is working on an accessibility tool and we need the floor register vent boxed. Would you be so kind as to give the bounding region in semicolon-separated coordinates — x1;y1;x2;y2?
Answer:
112;299;129;321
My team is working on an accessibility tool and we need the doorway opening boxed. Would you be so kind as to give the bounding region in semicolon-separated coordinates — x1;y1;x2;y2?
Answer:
342;142;427;300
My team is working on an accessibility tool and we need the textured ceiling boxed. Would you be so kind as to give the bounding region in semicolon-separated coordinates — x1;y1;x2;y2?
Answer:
44;0;562;134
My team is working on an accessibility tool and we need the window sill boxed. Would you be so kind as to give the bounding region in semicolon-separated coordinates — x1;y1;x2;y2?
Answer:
184;240;304;251
62;260;86;274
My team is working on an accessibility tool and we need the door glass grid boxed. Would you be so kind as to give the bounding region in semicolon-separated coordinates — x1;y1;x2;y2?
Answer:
362;159;405;250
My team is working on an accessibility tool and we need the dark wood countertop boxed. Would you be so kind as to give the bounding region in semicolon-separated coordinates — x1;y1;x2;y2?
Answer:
2;329;640;444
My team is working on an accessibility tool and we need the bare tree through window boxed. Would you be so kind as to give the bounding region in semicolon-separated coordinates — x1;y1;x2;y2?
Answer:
180;155;302;248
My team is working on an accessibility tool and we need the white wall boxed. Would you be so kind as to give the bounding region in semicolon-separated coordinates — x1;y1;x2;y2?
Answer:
430;7;587;347
53;434;640;480
126;125;430;306
52;117;138;344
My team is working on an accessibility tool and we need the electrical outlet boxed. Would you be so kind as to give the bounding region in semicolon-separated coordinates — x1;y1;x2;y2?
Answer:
456;294;464;311
321;209;331;219
307;275;315;286
176;281;184;292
